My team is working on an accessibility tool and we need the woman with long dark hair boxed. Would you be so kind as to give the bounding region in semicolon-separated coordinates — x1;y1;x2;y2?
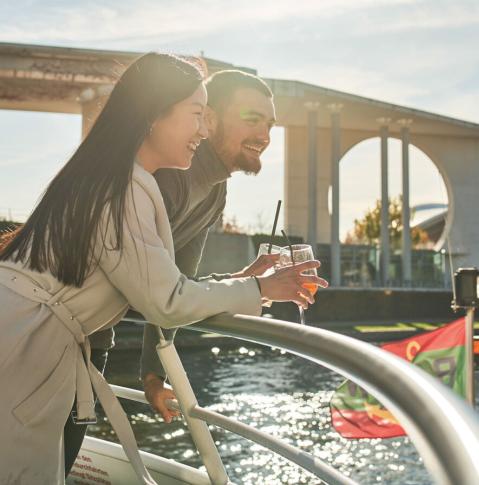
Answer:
0;53;323;484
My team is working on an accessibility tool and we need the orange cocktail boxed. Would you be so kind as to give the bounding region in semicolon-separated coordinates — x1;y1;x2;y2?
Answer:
302;282;318;296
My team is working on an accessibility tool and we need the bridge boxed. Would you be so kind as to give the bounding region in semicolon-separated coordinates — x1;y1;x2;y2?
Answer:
1;42;478;287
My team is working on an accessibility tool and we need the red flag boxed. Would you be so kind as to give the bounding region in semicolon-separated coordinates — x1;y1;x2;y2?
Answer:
330;318;466;439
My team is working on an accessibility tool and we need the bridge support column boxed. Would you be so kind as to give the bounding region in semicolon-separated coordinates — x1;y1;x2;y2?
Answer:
329;103;343;287
304;101;320;247
378;118;391;287
399;119;413;286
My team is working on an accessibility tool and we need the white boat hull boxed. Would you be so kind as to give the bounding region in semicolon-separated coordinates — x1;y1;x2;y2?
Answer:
66;436;211;485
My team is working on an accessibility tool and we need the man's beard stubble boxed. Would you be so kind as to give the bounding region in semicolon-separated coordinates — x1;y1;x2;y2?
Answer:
211;121;261;176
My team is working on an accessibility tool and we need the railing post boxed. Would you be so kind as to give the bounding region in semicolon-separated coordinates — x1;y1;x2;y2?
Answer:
465;308;476;407
155;334;230;485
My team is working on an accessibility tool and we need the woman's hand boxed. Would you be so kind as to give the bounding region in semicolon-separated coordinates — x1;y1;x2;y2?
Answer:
143;374;180;423
231;253;280;278
256;260;328;308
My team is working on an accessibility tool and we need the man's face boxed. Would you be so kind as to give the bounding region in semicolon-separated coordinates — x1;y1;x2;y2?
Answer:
209;88;276;174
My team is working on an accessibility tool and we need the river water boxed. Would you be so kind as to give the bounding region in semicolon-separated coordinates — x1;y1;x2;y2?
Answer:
83;336;473;485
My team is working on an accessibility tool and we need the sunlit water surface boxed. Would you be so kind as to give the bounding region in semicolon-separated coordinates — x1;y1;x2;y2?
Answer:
86;342;470;485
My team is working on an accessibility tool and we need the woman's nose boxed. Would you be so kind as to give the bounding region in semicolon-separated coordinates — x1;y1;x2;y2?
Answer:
198;116;208;139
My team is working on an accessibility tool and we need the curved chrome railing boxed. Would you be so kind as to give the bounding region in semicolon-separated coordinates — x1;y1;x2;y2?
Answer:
117;313;479;485
190;314;479;485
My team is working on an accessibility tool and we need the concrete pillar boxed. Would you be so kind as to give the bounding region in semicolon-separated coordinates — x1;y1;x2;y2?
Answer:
79;85;113;139
304;101;320;246
329;103;343;287
413;135;479;268
377;118;391;286
283;126;309;239
398;119;413;286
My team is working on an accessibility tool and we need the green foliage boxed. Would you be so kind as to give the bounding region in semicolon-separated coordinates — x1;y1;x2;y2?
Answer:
345;196;430;249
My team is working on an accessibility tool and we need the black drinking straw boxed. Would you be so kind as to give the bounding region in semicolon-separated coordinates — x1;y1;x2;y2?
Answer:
267;200;282;254
281;229;295;265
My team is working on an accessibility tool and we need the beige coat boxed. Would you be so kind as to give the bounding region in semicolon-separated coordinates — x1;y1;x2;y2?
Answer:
0;163;261;484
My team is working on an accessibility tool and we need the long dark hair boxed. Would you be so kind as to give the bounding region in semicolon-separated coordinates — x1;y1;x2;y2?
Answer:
0;53;203;287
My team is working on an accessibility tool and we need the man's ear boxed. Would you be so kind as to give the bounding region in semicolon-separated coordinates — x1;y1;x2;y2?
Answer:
204;106;218;134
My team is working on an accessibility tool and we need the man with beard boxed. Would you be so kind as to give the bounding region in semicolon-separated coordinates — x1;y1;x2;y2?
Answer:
140;69;277;421
64;70;277;475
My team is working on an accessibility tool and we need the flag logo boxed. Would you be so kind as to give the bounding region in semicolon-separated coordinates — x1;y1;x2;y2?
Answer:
330;318;466;439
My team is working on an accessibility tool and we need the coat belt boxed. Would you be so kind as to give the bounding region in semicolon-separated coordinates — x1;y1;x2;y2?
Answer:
0;266;157;485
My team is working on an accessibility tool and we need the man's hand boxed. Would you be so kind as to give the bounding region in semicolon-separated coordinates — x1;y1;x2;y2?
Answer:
143;373;181;423
232;253;280;278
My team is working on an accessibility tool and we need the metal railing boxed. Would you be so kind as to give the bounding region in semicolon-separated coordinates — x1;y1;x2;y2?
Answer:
114;314;479;485
193;314;479;484
112;384;353;485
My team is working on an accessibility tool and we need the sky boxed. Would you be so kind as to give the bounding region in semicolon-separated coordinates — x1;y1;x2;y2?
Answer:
1;0;478;238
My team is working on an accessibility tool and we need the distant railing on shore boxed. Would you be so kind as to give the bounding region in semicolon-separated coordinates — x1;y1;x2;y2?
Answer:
315;243;451;289
199;233;451;290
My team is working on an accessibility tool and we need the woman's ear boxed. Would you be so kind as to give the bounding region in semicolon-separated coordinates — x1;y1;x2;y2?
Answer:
204;106;218;134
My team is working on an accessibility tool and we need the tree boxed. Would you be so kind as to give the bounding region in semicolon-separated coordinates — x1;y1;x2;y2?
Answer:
345;196;430;249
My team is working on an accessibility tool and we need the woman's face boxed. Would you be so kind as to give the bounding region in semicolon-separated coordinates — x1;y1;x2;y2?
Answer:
143;83;208;171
